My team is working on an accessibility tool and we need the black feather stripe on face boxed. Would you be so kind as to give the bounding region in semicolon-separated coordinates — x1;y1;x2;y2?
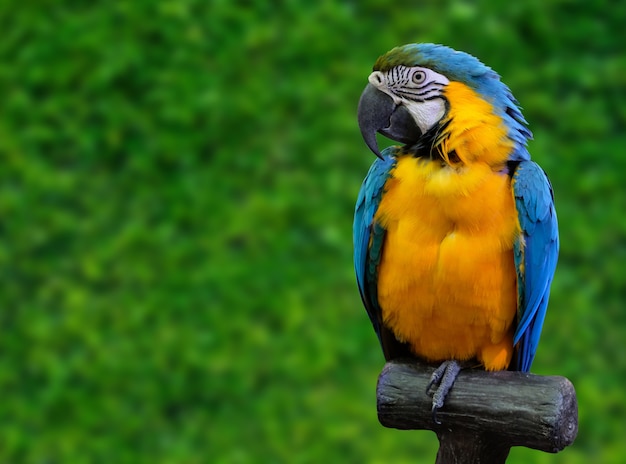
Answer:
384;66;447;104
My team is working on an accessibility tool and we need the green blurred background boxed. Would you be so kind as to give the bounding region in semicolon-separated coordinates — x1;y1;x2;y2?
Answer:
1;0;624;462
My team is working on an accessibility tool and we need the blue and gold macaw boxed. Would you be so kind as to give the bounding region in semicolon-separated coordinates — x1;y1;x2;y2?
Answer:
354;43;558;420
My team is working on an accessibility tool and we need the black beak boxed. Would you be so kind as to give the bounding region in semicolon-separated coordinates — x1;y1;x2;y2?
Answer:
357;83;422;159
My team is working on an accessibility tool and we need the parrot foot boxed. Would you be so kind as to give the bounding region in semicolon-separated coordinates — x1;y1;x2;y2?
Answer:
425;360;461;424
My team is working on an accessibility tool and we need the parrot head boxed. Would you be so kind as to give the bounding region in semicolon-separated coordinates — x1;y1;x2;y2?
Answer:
357;43;531;162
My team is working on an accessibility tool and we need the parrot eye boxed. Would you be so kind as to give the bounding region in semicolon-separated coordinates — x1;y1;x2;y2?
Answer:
412;70;427;85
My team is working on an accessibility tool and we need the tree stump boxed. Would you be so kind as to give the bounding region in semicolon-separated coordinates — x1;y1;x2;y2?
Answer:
377;360;578;464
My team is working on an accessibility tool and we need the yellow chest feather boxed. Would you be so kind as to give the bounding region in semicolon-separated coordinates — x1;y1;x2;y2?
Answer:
374;156;520;369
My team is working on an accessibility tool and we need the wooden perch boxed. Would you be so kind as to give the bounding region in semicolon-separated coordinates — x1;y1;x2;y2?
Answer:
377;360;578;464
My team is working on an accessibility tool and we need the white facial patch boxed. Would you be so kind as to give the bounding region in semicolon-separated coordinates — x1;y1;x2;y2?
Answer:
368;66;450;133
405;99;447;134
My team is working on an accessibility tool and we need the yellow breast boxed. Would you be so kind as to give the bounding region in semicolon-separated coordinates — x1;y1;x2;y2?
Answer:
374;155;519;370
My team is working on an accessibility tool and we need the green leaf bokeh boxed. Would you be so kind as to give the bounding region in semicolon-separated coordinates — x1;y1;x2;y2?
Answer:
1;1;625;463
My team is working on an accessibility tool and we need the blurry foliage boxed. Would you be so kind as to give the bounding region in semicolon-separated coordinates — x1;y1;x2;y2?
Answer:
0;0;624;463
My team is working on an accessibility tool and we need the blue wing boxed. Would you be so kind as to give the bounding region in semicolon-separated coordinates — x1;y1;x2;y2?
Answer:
354;149;394;343
354;148;412;359
511;161;559;372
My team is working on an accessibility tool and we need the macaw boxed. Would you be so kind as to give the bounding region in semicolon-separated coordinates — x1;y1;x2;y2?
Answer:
354;43;558;421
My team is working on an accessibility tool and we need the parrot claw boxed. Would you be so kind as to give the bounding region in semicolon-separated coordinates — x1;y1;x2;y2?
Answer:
425;360;461;424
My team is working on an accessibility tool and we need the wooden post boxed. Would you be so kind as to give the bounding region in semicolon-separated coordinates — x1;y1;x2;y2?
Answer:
377;360;578;464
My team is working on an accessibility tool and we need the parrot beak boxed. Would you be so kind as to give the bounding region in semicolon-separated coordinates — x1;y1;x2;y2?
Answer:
357;83;422;159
